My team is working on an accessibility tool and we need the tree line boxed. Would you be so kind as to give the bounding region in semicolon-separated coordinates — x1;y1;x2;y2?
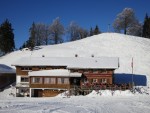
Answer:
0;7;150;54
23;8;150;50
20;17;101;49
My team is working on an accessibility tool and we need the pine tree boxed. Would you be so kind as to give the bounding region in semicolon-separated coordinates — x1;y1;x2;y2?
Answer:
0;19;15;54
94;25;100;35
142;14;150;38
90;27;93;36
28;22;36;50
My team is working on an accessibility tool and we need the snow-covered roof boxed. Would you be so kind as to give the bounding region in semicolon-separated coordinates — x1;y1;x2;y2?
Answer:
28;69;82;77
0;64;16;74
67;57;119;69
12;57;119;69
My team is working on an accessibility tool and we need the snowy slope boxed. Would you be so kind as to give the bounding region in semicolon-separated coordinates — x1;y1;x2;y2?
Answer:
0;33;150;85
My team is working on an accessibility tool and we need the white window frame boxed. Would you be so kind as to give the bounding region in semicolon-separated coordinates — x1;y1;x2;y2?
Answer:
31;77;42;84
101;78;107;83
21;77;29;83
21;67;32;71
57;78;69;84
44;77;56;84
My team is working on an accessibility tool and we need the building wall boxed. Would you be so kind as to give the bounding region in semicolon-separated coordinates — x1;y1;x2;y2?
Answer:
30;76;70;89
31;89;64;97
16;76;21;84
16;66;66;76
15;66;116;97
71;69;114;84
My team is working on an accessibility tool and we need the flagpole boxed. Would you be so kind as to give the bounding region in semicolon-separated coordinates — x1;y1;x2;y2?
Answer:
131;57;134;88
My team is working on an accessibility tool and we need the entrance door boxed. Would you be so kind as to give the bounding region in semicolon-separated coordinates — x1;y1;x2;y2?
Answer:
34;89;43;97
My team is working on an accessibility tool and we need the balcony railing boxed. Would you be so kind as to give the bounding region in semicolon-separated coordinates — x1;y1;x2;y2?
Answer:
16;83;29;88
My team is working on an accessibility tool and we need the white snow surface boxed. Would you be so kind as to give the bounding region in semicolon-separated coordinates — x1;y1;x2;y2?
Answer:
0;33;150;113
0;85;150;113
29;69;82;77
12;57;119;69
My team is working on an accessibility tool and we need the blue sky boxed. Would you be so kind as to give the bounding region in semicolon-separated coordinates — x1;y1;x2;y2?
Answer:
0;0;150;48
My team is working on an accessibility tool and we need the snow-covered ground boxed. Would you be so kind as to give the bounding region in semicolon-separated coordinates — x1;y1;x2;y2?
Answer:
0;33;150;113
0;85;150;113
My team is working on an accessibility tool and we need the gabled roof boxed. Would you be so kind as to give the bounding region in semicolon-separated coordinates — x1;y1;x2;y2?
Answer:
28;69;82;77
12;57;119;69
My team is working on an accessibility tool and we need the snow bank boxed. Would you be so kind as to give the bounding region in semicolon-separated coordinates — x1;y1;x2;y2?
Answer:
0;85;150;113
0;83;16;99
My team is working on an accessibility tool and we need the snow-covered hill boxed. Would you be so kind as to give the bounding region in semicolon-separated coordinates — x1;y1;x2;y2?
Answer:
0;33;150;86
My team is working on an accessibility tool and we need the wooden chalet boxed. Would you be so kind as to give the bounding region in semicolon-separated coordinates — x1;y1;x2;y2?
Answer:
12;57;119;97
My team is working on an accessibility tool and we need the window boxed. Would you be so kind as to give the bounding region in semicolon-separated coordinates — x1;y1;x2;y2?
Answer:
39;66;46;70
21;77;29;82
92;79;98;83
84;70;89;74
93;70;99;73
44;78;56;84
21;67;32;71
101;70;107;74
31;77;42;84
57;78;69;84
101;78;107;83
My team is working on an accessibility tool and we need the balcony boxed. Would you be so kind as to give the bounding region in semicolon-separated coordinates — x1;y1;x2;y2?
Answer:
16;82;29;88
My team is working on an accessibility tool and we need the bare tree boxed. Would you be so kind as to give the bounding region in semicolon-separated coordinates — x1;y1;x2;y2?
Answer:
49;17;65;44
113;8;138;34
67;22;80;41
78;27;89;39
28;23;51;48
67;21;88;41
40;24;50;45
127;21;142;36
35;23;45;46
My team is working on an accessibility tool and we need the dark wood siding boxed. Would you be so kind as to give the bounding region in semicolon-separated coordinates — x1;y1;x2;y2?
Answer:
33;89;64;97
16;66;66;76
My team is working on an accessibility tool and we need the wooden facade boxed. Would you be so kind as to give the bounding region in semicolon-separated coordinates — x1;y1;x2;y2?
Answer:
15;66;115;97
16;66;66;76
30;76;70;89
13;57;119;97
